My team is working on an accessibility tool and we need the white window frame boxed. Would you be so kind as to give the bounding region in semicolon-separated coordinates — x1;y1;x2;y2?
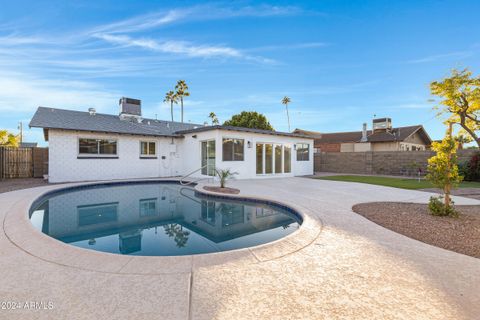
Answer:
256;142;292;175
296;143;310;161
77;137;118;158
222;137;245;162
140;141;157;158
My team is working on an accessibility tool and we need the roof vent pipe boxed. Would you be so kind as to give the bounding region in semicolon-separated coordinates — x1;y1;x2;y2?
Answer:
360;123;368;142
88;108;96;115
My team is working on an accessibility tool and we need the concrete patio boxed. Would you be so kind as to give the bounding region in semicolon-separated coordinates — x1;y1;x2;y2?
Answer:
0;177;479;320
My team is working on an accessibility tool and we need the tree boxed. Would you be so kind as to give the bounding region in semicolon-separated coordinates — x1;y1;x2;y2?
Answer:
175;80;190;123
223;111;274;131
426;123;463;216
215;168;237;188
164;91;178;122
454;133;472;149
209;112;219;125
430;69;480;147
0;130;19;147
281;96;291;132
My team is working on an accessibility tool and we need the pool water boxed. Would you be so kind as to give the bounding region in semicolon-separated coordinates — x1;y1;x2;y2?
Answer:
29;182;301;256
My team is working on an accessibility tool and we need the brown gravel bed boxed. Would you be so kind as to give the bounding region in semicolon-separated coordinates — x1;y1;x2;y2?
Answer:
203;186;240;194
353;202;480;258
0;178;49;194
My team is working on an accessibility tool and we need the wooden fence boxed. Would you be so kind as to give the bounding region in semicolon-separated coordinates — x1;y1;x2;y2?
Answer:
0;147;48;179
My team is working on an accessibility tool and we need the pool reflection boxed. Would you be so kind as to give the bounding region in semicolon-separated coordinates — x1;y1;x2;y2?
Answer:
30;184;300;256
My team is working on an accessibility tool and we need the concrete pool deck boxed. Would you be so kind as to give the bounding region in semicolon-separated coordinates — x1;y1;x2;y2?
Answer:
0;177;479;319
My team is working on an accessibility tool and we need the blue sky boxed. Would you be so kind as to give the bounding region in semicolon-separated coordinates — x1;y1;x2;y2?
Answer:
1;0;479;145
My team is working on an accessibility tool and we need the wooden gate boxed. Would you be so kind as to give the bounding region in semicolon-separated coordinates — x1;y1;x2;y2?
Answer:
0;147;48;179
0;147;33;178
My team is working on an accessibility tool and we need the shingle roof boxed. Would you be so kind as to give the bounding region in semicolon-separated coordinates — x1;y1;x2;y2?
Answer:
295;125;432;144
176;125;314;139
29;107;201;137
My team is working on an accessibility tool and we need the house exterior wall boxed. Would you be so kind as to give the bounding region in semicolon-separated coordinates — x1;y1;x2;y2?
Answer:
48;129;314;183
180;129;314;180
314;142;341;152
371;142;400;151
48;130;182;183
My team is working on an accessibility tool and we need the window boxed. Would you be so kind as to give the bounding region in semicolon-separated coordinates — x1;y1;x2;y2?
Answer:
139;198;158;217
284;146;291;173
222;138;244;161
265;144;273;174
275;145;282;173
257;143;291;175
77;202;118;226
256;143;263;174
79;138;117;155
296;143;309;161
140;141;156;157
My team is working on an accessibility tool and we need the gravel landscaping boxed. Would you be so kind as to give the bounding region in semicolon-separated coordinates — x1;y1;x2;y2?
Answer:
353;202;480;258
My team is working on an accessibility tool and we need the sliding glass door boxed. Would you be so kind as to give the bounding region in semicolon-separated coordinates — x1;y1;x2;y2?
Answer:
201;140;215;176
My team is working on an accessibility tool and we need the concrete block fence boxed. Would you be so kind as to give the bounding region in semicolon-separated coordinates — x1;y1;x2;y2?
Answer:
314;149;478;176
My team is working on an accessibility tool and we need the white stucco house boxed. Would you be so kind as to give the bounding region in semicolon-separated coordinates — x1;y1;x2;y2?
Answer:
29;98;314;183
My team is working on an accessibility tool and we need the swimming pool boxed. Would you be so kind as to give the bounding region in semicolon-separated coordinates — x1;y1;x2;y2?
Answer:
29;182;301;256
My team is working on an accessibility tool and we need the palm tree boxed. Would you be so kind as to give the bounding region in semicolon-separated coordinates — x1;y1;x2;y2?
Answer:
175;80;190;123
281;96;291;132
164;91;178;122
455;134;472;149
215;168;238;188
209;112;219;125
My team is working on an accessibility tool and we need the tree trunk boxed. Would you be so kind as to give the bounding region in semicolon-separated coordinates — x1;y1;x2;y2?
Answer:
445;122;453;210
170;102;174;122
459;114;480;148
181;97;184;123
285;104;290;132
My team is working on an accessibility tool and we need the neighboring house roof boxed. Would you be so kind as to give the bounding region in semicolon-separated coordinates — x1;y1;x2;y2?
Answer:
176;125;314;139
294;125;432;144
19;142;38;148
29;107;201;138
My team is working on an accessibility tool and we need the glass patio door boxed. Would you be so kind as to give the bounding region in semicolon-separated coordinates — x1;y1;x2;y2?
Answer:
201;140;216;176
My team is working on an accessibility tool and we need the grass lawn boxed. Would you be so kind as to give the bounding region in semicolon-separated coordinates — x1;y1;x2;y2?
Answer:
315;175;480;190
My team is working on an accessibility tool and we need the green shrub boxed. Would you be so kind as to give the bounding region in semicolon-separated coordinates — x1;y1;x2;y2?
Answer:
428;196;458;217
461;152;480;181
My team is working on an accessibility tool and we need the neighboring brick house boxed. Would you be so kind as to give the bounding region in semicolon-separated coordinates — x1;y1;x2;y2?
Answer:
294;118;432;153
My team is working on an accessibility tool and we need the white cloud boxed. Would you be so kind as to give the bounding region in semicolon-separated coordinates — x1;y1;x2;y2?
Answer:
93;33;275;63
91;4;301;34
245;42;329;52
0;70;118;113
407;51;474;64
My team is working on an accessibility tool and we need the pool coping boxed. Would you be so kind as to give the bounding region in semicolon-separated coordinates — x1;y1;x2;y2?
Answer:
2;178;323;275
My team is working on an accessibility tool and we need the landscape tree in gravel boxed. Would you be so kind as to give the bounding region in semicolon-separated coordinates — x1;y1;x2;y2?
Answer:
426;123;463;217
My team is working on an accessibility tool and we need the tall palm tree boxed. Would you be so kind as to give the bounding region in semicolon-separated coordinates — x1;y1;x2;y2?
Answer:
164;91;178;122
175;80;190;123
209;112;219;125
281;96;291;132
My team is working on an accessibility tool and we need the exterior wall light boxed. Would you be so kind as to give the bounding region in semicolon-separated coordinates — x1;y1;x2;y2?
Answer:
192;135;197;139
247;141;252;148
